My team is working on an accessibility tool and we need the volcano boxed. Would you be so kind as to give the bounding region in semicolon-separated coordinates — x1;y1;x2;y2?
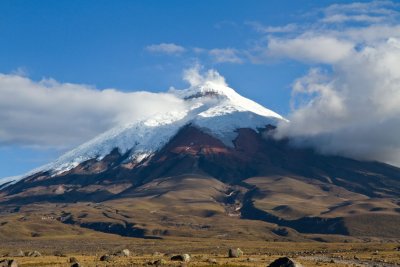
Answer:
1;78;400;241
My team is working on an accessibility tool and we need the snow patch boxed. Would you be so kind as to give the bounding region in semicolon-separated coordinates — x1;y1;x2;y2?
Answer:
0;69;286;188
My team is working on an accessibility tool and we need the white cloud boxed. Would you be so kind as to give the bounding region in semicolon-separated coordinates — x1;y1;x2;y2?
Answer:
321;14;385;24
145;43;186;55
247;21;297;33
209;48;243;63
0;74;185;148
247;1;400;166
322;0;399;24
275;38;400;166
266;36;354;64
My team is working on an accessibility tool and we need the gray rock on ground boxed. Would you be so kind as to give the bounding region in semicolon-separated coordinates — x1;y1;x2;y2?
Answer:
207;258;217;264
113;249;130;257
100;254;112;261
228;248;243;258
0;259;18;267
170;254;190;262
26;251;41;257
267;257;303;267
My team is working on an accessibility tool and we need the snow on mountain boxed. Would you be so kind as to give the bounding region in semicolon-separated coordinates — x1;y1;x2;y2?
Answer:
0;70;286;187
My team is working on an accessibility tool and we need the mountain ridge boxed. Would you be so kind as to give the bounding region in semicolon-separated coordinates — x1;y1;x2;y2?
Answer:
0;80;285;187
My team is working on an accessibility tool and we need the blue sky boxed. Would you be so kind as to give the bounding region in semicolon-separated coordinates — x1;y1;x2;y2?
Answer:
0;0;351;114
1;0;400;178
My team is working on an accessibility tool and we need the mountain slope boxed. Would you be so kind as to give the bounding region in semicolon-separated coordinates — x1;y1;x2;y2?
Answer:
1;80;400;240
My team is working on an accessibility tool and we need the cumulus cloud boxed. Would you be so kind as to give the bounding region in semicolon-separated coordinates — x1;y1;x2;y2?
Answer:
0;74;185;148
266;36;354;64
209;48;243;64
276;38;400;166
145;43;186;55
271;1;400;166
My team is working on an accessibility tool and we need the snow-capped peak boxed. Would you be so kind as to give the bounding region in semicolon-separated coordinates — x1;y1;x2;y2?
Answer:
171;79;284;120
0;68;286;187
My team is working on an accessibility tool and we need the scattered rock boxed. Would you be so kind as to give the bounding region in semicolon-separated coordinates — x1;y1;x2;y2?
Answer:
207;258;217;264
0;259;18;267
171;254;190;262
69;257;78;263
100;254;112;261
228;248;243;258
26;251;41;257
267;257;303;267
148;259;166;266
113;249;130;257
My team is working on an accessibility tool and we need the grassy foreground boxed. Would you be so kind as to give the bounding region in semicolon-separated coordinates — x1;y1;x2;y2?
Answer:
1;236;400;266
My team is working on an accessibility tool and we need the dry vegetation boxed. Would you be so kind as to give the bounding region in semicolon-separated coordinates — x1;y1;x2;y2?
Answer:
1;236;400;266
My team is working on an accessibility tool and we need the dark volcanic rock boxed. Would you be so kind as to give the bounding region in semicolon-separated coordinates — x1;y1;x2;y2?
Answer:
100;254;112;261
267;257;303;267
69;257;78;263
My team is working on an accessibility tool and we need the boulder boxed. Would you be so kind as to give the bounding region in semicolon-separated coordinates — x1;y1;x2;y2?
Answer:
267;257;303;267
148;259;166;266
207;258;217;264
100;254;112;261
0;259;18;267
114;249;130;257
26;251;41;257
69;257;78;263
228;248;243;258
70;263;80;267
170;254;190;262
